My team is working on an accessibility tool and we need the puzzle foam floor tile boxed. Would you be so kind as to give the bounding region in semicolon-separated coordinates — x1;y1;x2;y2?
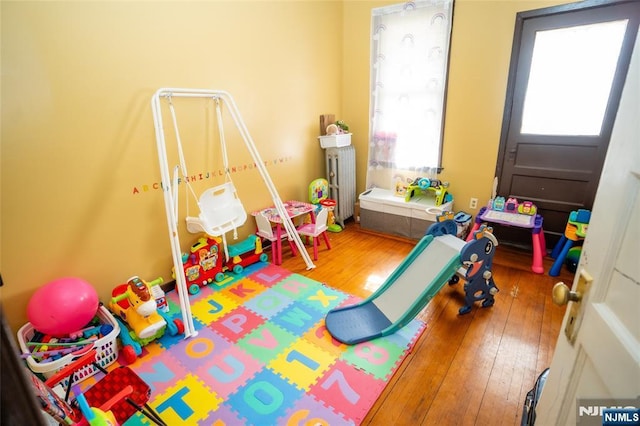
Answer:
134;348;190;396
151;373;223;425
115;264;425;426
226;368;304;425
268;338;336;391
195;343;264;400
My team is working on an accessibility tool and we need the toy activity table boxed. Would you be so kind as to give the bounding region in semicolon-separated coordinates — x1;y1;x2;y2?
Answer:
251;201;315;265
468;206;546;274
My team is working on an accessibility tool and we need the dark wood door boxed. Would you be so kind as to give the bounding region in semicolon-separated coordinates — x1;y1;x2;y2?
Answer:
495;0;640;248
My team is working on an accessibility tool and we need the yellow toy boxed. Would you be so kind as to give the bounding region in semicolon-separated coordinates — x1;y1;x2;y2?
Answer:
109;276;184;364
110;277;166;339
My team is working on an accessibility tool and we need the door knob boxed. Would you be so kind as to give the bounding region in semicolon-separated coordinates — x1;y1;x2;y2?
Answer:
553;271;592;344
552;282;582;306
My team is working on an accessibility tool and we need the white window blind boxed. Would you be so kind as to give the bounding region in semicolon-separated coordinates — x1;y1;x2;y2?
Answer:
367;0;453;191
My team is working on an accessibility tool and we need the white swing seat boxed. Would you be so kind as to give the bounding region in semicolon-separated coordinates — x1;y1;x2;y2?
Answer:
186;182;247;236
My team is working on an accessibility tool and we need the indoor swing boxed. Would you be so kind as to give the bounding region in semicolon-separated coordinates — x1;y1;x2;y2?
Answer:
166;93;247;262
152;88;315;338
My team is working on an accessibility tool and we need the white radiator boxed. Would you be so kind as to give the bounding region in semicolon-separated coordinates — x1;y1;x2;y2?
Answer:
325;145;356;227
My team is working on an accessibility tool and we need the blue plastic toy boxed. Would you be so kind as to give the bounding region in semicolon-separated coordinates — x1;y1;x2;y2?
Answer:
324;213;499;344
456;225;499;314
549;209;590;277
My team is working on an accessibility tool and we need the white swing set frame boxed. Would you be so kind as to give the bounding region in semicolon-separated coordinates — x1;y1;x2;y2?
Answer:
151;88;315;338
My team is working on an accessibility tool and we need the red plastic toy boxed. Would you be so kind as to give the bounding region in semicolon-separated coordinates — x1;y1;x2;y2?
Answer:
177;234;268;295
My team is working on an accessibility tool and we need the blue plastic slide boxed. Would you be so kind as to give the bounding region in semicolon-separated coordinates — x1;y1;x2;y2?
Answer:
325;233;466;344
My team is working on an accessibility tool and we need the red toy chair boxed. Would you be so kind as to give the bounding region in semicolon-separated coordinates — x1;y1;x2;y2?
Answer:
38;348;166;425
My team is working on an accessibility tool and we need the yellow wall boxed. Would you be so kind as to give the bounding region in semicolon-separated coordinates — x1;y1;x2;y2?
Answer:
1;0;573;332
0;0;343;331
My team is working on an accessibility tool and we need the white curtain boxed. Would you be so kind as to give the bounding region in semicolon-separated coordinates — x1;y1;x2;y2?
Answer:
366;0;453;193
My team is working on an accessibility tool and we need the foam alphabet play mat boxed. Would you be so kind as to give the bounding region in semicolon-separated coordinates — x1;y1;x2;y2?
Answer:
79;263;425;425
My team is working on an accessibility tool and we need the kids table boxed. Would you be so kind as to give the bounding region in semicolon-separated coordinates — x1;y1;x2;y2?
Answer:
467;206;546;274
251;201;315;265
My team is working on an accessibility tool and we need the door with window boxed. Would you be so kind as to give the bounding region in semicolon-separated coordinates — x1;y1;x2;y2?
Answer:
534;26;639;424
495;0;640;247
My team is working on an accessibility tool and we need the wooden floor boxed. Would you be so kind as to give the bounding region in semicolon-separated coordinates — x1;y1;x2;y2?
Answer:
278;222;574;426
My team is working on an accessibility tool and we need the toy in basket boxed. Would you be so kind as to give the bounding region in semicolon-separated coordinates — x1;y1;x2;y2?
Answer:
17;305;120;389
109;276;184;364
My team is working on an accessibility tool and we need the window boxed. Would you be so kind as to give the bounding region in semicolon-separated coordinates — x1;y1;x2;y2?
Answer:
366;0;453;190
521;19;628;136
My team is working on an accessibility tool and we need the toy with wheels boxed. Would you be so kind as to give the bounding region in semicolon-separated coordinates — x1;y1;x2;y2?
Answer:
109;276;184;364
225;234;268;274
178;236;228;294
177;234;268;295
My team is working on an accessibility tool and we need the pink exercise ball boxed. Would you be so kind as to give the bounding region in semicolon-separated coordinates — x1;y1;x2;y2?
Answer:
27;277;99;336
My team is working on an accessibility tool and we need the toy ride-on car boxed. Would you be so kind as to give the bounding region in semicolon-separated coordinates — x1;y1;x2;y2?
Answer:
109;276;184;364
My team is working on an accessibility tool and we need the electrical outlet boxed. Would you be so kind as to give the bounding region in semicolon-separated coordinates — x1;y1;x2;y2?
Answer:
469;197;478;209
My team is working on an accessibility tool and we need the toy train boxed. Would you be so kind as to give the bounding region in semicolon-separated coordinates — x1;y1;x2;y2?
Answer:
176;234;268;295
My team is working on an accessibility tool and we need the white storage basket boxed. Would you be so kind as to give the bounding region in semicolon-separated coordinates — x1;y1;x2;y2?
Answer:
17;305;120;388
318;133;352;148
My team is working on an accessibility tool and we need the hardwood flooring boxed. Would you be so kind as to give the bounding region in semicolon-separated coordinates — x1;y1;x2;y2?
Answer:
278;222;573;425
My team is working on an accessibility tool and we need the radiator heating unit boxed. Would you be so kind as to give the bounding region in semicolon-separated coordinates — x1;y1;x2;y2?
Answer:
325;145;356;228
